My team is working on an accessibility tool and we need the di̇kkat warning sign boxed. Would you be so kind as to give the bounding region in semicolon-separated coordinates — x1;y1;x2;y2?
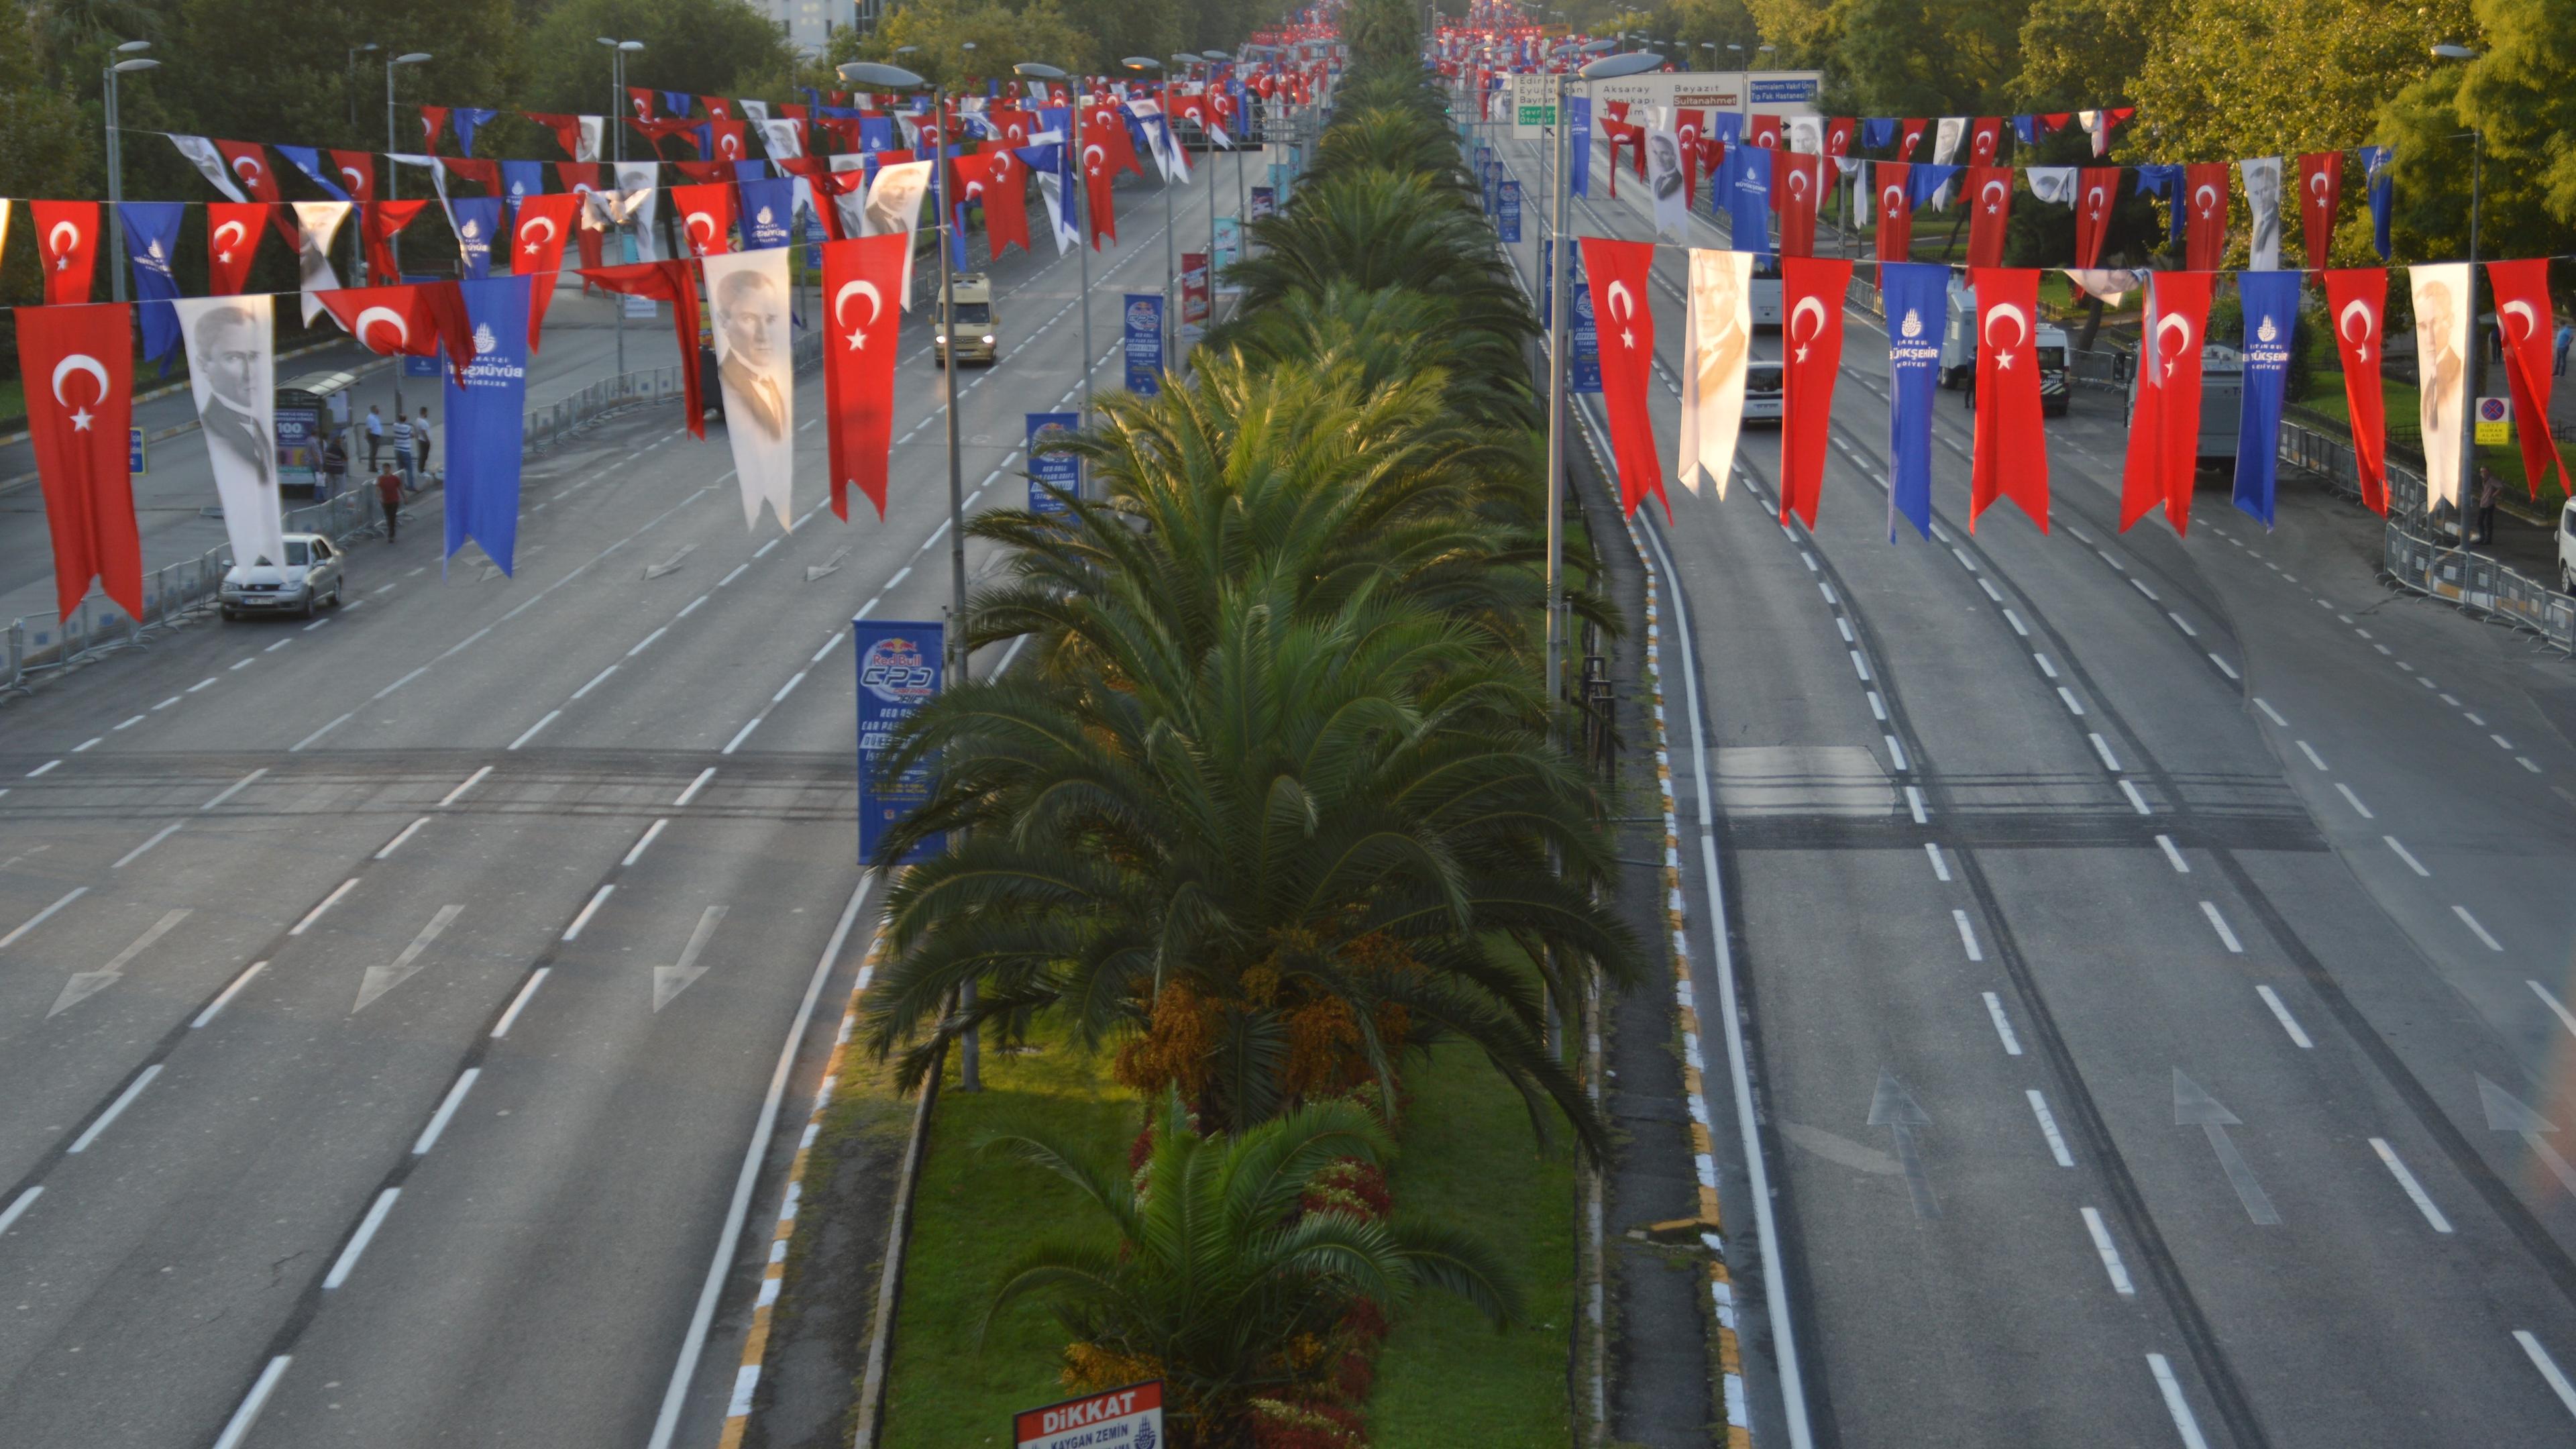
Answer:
1014;1380;1163;1449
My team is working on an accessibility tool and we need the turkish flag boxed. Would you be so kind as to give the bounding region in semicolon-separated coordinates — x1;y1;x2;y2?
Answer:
710;119;749;162
315;282;475;386
628;87;655;120
2183;162;2230;271
528;113;584;158
976;143;1032;256
421;105;449;151
1968;117;2002;165
511;193;582;346
1873;162;1914;262
2320;268;2389;514
1580;237;1666;519
987;108;1038;147
2119;269;2216;535
2487;258;2570;498
1083;132;1120;248
580;262;708;437
30;201;99;305
704;97;733;123
1970;267;2049;533
823;233;908;521
360;199;431;282
2296;152;2341;273
205;202;268;294
1825;117;1856;162
1674;111;1705;207
16;303;142;621
673;182;736;256
1778;257;1852;528
328;150;376;204
1773;152;1822;258
1086;104;1142;178
1898;118;1927;160
215;140;298;247
670;160;733;184
442;157;502;195
2074;167;2120;268
1746;114;1780;151
1966;165;2013;268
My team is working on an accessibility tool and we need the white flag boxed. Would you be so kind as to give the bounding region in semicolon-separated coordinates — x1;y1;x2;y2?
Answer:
863;159;935;304
1931;119;1966;207
703;248;797;532
615;162;661;260
1646;129;1690;241
740;99;769;125
1786;115;1823;155
291;202;352;326
828;153;871;246
760;118;803;160
168;134;249;203
2026;167;2078;205
2410;262;2473;511
1675;249;1754;497
175;294;284;572
2241;156;2283;270
576;115;604;163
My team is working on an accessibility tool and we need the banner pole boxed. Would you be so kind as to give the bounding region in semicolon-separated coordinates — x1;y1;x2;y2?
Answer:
933;78;979;1093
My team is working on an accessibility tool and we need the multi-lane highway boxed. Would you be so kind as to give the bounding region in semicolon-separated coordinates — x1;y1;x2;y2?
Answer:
1497;128;2576;1448
0;157;1234;1448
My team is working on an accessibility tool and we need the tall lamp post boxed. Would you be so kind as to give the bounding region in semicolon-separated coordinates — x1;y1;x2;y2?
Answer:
1204;49;1241;292
1014;61;1087;421
843;58;979;1092
598;38;646;374
103;42;158;305
385;50;431;426
347;42;378;132
1125;57;1173;367
2434;41;2484;547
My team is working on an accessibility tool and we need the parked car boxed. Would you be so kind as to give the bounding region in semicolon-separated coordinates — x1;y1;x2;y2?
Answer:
1743;362;1784;426
219;533;344;621
2559;499;2576;594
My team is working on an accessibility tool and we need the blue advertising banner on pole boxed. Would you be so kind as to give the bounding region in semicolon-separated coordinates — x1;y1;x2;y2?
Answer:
1498;180;1521;243
1123;292;1165;396
1027;412;1080;518
1248;185;1275;221
855;619;944;866
443;275;532;574
1544;241;1600;393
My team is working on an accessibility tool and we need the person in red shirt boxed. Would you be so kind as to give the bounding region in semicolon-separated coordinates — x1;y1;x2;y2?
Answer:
376;464;404;541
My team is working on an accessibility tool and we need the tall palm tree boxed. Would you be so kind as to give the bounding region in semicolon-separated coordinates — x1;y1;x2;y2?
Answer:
987;1092;1522;1447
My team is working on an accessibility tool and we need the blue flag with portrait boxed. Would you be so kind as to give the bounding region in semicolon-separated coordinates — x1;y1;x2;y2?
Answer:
2233;269;2302;529
1881;262;1948;541
117;202;186;370
443;276;531;576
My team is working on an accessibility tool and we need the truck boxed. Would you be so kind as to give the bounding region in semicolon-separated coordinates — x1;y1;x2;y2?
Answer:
1941;278;2071;415
2124;342;2244;466
934;272;998;366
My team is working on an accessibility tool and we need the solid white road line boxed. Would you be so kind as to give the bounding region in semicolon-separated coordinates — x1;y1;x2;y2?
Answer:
1952;909;1984;962
2255;985;2314;1049
2369;1138;2453;1233
376;818;432;859
2530;981;2576;1041
563;885;615;941
1980;991;2021;1055
201;768;267;810
0;1187;40;1236
2200;901;2245;954
67;1065;162;1155
113;822;184;869
211;1355;293;1449
625;819;669;866
0;888;88;952
2147;1353;2212;1449
2454;905;2504;951
413;1069;480;1155
439;765;494;808
491;969;549;1038
191;962;267;1028
675;767;716;807
323;1187;401;1289
2081;1207;2136;1295
2028;1091;2074;1167
2155;835;2190;873
2515;1332;2576;1421
290;878;360;936
2384;836;2430;877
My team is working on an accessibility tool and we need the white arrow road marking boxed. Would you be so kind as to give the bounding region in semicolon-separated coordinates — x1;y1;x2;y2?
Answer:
52;908;191;1017
354;904;464;1012
645;544;697;580
806;546;851;582
1869;1069;1937;1218
2174;1069;2277;1224
654;905;729;1012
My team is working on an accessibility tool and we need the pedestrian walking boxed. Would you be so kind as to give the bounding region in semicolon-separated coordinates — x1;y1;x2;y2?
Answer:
322;430;348;498
365;404;384;469
2556;321;2572;378
376;464;403;541
2475;468;2502;544
414;407;435;480
392;414;416;491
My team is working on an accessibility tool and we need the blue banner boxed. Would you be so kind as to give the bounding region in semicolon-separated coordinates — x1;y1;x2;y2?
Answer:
733;158;769;182
1880;262;1947;541
1498;180;1521;243
451;196;503;279
1568;97;1591;198
739;177;796;248
117;201;185;369
2359;146;2394;260
1565;243;1600;394
2135;164;2186;243
453;107;500;156
1726;145;1773;261
661;90;694;121
1903;163;1957;213
855;619;944;866
275;145;350;202
443;276;531;575
1860;117;1895;151
1028;412;1081;518
2233;269;2302;529
500;160;547;208
1123;292;1165;396
1249;184;1275;221
860;116;898;153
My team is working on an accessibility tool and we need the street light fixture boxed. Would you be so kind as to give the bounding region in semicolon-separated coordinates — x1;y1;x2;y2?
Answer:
1016;59;1094;422
1125;56;1179;369
103;44;158;303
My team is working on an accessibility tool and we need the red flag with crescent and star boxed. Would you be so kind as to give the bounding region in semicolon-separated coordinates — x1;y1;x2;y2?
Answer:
822;233;908;520
2183;162;2229;272
1580;237;1665;519
709;119;749;163
976;142;1032;256
672;182;737;257
1970;266;2049;532
1086;103;1143;179
1966;165;2013;268
315;282;476;386
1898;118;1927;160
1773;152;1823;258
1778;256;1852;529
1873;162;1914;262
627;87;655;121
2320;268;2389;514
419;106;449;152
30;201;99;305
2074;166;2120;268
16;303;142;621
360;199;431;284
1968;117;2002;165
205;201;268;295
2121;269;2216;535
2296;152;2341;272
328;150;376;205
1082;127;1120;248
511;193;582;346
2487;258;2570;498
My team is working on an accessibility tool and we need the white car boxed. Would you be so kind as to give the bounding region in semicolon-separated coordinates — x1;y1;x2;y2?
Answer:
219;533;345;621
1742;362;1784;426
2560;500;2576;593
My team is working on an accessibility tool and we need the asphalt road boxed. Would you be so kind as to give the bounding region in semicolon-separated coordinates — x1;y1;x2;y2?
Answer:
1498;129;2576;1448
0;156;1234;1449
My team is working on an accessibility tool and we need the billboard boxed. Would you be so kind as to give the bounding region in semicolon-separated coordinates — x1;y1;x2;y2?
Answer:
855;619;945;867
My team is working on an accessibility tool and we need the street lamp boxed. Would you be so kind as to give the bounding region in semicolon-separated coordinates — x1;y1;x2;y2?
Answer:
103;43;158;305
2434;42;2483;543
1204;48;1247;264
383;50;430;424
348;42;378;131
598;38;645;372
1016;60;1092;422
1126;56;1176;368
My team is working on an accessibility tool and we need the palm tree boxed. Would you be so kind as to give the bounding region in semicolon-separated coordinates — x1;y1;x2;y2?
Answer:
986;1092;1522;1447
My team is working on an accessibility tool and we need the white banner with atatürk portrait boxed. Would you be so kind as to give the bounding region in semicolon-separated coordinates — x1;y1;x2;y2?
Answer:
704;248;796;531
176;294;285;570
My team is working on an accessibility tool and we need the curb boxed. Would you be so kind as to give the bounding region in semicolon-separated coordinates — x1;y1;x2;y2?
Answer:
850;1034;944;1449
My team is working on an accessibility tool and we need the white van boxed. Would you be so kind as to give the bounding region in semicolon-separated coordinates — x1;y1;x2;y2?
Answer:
1749;256;1782;329
2125;343;2243;465
1940;279;2071;415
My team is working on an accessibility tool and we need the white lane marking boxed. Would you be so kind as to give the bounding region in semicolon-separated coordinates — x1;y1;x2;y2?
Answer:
67;1064;162;1154
186;677;217;693
2033;653;2059;679
677;595;708;619
1819;582;1837;604
2493;733;2517;750
1906;786;1929;824
2466;712;2487;726
2208;654;2240;680
203;768;268;810
376;817;432;859
437;626;494;660
264;639;292;652
2294;740;2327;770
2531;980;2576;1040
440;765;494;808
289;878;360;936
2147;1353;2211;1449
1923;843;1949;881
1835;617;1854;643
2057;686;2086;717
0;888;88;951
152;695;180;711
113;822;186;869
2167;611;2198;637
1980;991;2021;1055
212;1355;294;1449
753;538;781;559
70;737;102;753
113;714;144;731
1978;578;2003;602
1949;547;1976;572
810;634;846;665
719;563;749;587
2131;578;2159;602
24;760;60;778
625;818;669;866
1952;909;1984;962
372;665;429;700
1866;691;1886;721
1849;651;1870;682
192;961;268;1028
854;596;879;619
627;627;668;657
0;1186;42;1236
323;1187;401;1289
564;885;615;941
722;718;762;754
229;658;255;672
771;670;808;704
508;710;563;751
2454;905;2503;951
2003;608;2029;637
572;664;619;699
2255;985;2314;1048
291;712;354;752
676;767;717;807
2088;733;2122;772
1801;552;1819;573
887;564;914;588
2156;835;2190;873
2028;1091;2074;1167
2200;901;2245;954
2369;1137;2452;1232
413;1069;480;1155
2515;1332;2576;1421
1884;734;1909;772
492;969;549;1038
2253;698;2288;727
2384;836;2430;877
2520;757;2543;773
2081;1207;2135;1295
2440;694;2461;706
2334;783;2375;819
